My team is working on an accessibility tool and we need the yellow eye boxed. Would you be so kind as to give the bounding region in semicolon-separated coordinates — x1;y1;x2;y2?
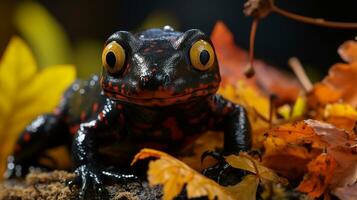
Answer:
102;41;126;74
189;40;215;71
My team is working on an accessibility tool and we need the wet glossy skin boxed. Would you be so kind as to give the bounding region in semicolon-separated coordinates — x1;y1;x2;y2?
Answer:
5;27;251;199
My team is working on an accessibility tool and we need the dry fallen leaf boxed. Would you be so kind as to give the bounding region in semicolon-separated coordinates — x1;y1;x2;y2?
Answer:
333;184;357;200
308;62;357;109
297;153;337;198
225;152;288;185
211;21;301;104
262;119;357;198
0;37;75;177
179;131;223;171
132;148;236;200
226;175;259;200
323;103;357;134
338;40;357;63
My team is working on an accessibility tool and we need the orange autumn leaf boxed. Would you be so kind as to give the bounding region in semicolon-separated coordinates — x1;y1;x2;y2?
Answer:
211;21;301;104
262;120;357;180
297;153;337;198
132;148;236;200
262;121;323;180
338;40;357;63
262;120;357;198
308;50;357;108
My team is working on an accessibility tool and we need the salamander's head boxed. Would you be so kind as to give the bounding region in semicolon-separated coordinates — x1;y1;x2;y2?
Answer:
100;26;221;106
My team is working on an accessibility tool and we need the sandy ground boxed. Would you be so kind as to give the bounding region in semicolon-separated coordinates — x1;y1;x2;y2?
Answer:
0;170;162;200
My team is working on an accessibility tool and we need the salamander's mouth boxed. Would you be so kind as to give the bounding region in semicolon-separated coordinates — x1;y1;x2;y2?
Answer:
102;87;217;106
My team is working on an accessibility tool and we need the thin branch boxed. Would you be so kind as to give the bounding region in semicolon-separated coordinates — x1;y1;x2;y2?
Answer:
245;18;259;78
272;5;357;29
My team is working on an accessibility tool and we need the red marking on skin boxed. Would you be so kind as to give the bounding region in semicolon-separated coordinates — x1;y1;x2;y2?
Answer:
15;144;21;153
23;132;31;142
189;117;200;124
136;122;152;129
92;103;99;112
113;86;119;92
223;106;231;115
209;118;215;128
80;111;86;121
163;117;183;140
98;112;104;121
119;113;124;124
116;104;123;110
70;125;80;135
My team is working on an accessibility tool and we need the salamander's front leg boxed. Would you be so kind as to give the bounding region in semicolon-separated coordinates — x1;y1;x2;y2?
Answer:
67;100;138;200
4;114;70;179
202;95;252;185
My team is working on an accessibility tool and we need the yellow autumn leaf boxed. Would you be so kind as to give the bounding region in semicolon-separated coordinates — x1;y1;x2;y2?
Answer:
277;95;307;120
226;175;259;200
324;103;357;118
132;148;236;200
0;37;75;177
225;153;288;185
219;81;271;120
14;1;71;68
323;103;357;133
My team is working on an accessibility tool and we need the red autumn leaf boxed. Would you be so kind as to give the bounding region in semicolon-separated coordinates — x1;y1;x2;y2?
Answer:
211;21;301;104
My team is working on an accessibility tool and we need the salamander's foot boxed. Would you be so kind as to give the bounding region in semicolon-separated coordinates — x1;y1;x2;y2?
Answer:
201;151;245;186
67;165;109;200
4;156;48;179
67;165;139;200
3;156;27;179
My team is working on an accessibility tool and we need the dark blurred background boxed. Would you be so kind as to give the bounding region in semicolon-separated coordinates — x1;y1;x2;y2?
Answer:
0;0;356;80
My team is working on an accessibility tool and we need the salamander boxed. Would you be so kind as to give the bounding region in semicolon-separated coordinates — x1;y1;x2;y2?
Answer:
5;26;251;199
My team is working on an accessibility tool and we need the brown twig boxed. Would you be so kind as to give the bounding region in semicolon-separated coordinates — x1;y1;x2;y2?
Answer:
245;18;259;78
244;0;357;29
288;57;313;92
271;4;357;29
269;94;277;129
